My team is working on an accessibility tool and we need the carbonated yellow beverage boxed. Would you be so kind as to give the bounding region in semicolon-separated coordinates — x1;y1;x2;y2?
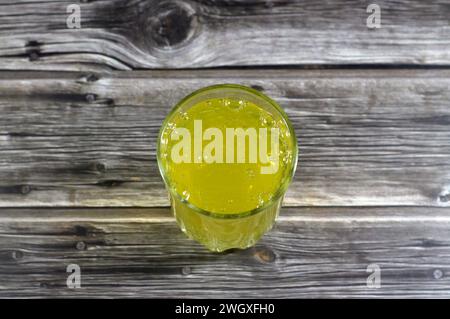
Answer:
157;84;297;251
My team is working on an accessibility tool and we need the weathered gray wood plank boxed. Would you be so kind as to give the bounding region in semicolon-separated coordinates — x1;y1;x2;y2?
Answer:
1;206;450;298
0;0;449;70
0;69;449;207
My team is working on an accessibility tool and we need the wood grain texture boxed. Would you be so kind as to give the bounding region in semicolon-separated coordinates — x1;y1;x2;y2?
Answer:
1;206;450;298
0;69;449;207
0;0;449;71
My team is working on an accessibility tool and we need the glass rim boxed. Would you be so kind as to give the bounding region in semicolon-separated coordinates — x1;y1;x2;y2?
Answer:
156;84;298;219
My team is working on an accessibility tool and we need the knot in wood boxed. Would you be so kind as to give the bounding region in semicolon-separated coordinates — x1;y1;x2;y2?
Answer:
254;247;276;263
147;1;198;49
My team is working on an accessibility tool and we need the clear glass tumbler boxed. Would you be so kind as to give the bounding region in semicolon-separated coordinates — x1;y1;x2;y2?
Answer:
157;84;297;252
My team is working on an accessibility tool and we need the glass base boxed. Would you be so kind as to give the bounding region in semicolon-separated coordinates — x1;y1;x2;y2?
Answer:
171;195;282;252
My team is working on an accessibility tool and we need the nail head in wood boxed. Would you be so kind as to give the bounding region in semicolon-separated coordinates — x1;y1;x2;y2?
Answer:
181;266;191;275
76;241;87;250
85;93;96;103
21;185;31;195
12;251;24;260
433;269;443;279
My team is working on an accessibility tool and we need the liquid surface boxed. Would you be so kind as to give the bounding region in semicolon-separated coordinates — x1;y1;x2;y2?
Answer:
159;97;295;214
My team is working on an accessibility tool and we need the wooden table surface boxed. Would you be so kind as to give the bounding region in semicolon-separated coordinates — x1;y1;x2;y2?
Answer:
0;0;449;298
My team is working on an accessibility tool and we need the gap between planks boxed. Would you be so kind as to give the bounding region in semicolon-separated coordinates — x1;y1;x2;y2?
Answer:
1;207;450;223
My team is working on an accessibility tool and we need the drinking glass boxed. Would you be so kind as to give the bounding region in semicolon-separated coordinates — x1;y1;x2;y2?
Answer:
157;84;298;252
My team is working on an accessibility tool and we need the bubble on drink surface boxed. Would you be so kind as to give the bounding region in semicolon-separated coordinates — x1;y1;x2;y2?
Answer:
181;190;191;202
238;99;247;107
161;131;169;145
257;195;265;208
260;115;275;127
284;128;291;138
206;100;212;107
283;150;292;164
180;111;189;120
162;122;178;146
246;168;256;178
227;99;247;111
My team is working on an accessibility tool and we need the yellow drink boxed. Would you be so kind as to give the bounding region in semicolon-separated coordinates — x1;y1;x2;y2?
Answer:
157;84;297;251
